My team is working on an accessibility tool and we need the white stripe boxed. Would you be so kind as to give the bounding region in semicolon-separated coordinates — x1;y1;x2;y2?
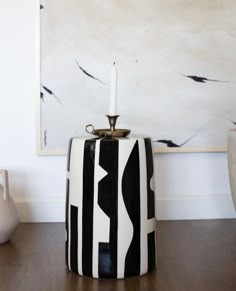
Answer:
67;141;73;272
150;176;155;192
69;138;85;275
117;139;136;278
92;140;110;278
69;139;85;207
138;139;156;275
138;139;148;275
78;204;83;275
147;218;156;233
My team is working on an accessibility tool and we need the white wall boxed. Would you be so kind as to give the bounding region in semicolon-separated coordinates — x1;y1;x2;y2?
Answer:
155;153;235;220
0;0;235;222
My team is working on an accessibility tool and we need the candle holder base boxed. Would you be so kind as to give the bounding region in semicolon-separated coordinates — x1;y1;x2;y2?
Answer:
85;115;131;138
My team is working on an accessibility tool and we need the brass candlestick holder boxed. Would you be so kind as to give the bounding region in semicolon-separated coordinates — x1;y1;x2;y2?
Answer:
85;115;130;138
106;115;119;132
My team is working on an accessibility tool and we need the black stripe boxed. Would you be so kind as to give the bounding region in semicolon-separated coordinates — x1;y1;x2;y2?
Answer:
145;139;156;271
123;141;140;277
98;138;118;278
148;231;156;272
144;138;155;219
70;205;78;273
65;178;70;269
82;139;96;276
98;243;113;277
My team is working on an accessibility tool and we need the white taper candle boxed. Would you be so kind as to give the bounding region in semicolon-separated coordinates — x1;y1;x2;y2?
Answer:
109;62;118;115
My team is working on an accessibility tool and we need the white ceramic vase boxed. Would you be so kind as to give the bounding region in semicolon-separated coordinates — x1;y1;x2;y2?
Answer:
0;170;19;244
228;129;236;209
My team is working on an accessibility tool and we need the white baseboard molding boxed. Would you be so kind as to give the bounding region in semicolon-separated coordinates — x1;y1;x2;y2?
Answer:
156;195;236;220
15;196;66;222
15;194;236;222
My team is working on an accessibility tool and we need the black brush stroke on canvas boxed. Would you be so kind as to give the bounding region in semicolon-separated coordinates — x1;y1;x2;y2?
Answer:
41;84;63;104
226;117;236;125
156;140;180;148
75;59;105;85
221;115;236;125
40;92;44;102
155;127;202;148
180;73;231;83
227;118;236;125
44;130;47;147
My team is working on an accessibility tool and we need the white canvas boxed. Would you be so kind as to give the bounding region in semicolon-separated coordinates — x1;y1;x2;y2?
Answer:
39;0;236;154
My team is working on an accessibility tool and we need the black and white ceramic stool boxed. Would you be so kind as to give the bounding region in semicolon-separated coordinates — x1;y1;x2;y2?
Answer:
65;136;156;278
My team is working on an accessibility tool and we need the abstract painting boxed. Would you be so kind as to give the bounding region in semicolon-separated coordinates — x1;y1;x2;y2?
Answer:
38;0;236;154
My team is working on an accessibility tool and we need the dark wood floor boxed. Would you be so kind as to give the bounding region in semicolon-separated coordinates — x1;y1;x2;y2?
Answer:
1;220;236;291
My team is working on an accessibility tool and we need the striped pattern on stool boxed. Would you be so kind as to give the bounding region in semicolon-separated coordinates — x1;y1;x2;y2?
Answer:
65;136;156;278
